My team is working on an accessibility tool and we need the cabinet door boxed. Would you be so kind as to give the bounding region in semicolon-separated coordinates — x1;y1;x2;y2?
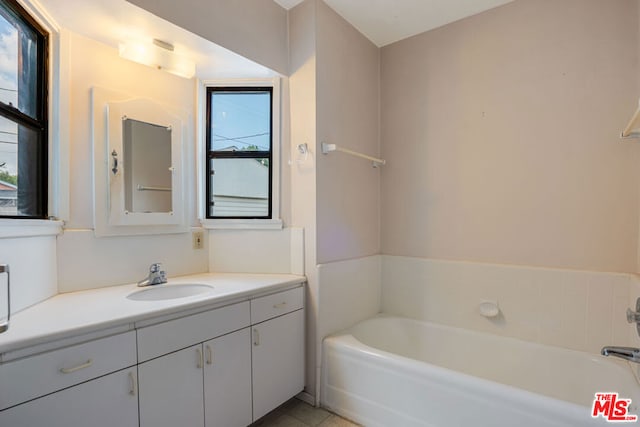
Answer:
203;328;252;427
139;344;205;427
252;309;305;421
0;368;138;427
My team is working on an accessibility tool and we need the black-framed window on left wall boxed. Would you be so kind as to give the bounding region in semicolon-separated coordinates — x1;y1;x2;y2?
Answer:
0;0;48;218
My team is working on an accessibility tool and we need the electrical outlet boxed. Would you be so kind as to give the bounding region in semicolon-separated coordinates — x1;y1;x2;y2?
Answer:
192;231;204;250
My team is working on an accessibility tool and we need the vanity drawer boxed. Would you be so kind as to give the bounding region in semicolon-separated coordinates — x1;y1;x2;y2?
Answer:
251;286;304;325
0;331;136;411
137;301;250;362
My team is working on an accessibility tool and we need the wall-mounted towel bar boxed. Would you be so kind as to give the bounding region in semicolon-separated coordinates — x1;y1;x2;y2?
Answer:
621;99;640;139
137;184;171;192
321;142;386;168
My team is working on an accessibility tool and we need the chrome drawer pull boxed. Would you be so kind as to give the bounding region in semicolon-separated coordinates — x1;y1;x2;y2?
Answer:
273;302;287;309
0;264;9;334
60;359;93;374
253;328;260;346
128;371;137;396
205;345;213;365
196;347;203;369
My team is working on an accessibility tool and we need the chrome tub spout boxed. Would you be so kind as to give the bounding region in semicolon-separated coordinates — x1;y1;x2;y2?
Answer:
601;346;640;363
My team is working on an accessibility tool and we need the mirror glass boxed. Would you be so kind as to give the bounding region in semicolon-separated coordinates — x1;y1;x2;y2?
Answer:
123;118;172;213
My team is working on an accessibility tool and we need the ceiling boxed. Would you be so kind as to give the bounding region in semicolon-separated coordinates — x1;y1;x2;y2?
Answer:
274;0;515;47
37;0;275;78
36;0;516;78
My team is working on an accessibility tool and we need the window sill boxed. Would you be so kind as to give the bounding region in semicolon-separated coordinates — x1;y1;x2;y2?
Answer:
201;218;283;230
0;219;64;239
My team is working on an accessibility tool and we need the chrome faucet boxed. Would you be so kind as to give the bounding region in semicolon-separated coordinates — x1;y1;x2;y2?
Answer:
137;263;167;287
601;346;640;363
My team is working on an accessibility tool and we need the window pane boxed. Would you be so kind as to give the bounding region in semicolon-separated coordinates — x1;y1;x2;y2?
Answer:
209;158;269;218
0;13;17;109
0;115;43;217
210;90;271;152
0;4;40;118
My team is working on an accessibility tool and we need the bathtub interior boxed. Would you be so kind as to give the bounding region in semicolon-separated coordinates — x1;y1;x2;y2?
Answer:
322;335;620;427
331;315;640;409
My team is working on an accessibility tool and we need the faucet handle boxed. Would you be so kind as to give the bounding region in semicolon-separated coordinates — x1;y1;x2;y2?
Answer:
627;307;640;323
627;297;640;338
149;263;162;273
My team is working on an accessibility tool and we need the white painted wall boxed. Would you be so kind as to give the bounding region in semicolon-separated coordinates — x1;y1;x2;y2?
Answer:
0;236;57;313
58;230;208;293
208;228;304;274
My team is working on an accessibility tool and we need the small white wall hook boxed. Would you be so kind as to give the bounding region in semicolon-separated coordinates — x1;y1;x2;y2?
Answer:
289;143;309;165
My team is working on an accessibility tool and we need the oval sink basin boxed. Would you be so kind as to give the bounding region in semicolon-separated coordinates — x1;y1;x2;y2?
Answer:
127;284;214;301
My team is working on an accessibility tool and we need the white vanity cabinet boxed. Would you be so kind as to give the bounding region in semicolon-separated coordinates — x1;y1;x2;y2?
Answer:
251;287;305;421
0;368;138;427
203;327;253;427
138;329;253;427
137;301;253;427
0;281;305;427
0;331;138;427
138;344;206;427
137;286;305;426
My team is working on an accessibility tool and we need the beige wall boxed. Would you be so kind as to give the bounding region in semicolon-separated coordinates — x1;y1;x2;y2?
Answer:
289;0;319;399
316;1;381;264
381;0;640;273
67;32;196;229
127;0;289;75
57;31;208;292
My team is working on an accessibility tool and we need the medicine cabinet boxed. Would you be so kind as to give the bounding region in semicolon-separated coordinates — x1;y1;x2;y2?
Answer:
92;87;189;236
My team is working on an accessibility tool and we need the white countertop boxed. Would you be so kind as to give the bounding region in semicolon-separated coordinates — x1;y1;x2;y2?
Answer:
0;272;305;360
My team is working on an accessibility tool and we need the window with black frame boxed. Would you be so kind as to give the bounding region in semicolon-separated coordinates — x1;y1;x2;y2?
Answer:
206;87;272;219
0;0;48;218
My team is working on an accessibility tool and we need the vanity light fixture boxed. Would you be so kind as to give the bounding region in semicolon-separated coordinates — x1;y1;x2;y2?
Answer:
118;38;196;79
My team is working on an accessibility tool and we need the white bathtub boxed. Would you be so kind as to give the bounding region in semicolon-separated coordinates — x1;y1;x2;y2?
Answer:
321;316;640;427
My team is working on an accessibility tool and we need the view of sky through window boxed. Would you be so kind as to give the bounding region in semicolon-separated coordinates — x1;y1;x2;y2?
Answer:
210;91;270;152
0;14;17;178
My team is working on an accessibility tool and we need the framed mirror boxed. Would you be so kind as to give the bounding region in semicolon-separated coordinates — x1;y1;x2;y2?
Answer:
92;88;189;236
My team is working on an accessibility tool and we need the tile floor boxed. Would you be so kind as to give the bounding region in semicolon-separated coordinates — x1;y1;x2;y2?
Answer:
251;398;360;427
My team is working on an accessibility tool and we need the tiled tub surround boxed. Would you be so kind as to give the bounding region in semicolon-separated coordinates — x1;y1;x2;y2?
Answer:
318;256;640;427
0;273;306;427
381;256;640;354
